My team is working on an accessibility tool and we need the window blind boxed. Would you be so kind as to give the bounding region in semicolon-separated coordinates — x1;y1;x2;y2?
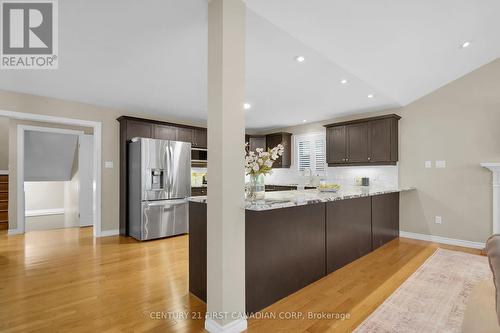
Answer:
296;133;326;175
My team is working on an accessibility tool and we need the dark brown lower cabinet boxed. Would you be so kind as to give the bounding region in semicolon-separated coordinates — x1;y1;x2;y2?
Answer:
191;187;207;196
372;192;400;250
188;202;207;302
188;193;400;312
245;204;326;313
326;197;372;274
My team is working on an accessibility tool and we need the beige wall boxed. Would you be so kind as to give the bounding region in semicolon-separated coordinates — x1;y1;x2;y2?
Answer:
0;116;9;170
398;58;500;242
265;58;500;243
1;90;204;232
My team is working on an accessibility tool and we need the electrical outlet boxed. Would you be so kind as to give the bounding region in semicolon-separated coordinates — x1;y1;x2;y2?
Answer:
435;216;442;224
435;160;446;168
425;161;432;168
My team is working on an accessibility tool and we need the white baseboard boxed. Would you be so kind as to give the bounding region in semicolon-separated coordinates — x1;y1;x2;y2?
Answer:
0;170;8;175
400;231;485;249
99;229;119;237
7;228;23;235
205;318;247;333
25;208;65;217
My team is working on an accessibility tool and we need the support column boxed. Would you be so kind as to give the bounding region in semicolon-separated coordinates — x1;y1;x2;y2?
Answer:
206;0;247;332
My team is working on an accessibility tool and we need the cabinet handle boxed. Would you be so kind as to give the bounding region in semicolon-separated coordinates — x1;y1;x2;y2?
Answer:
368;157;371;161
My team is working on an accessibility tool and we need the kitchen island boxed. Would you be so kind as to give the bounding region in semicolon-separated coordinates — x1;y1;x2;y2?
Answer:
188;186;414;313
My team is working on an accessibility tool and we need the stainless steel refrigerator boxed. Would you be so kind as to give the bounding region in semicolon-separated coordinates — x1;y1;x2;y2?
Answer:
128;138;191;241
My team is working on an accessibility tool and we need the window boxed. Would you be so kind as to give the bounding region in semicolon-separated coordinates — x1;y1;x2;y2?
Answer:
296;133;326;175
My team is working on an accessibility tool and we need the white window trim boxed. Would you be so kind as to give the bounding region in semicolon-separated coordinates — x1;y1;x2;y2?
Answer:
295;132;326;176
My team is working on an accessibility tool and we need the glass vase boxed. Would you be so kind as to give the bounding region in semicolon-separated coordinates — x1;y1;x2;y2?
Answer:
248;174;265;200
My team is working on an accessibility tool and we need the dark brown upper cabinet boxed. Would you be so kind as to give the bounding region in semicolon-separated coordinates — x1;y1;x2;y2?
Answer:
154;123;207;148
326;126;347;164
369;118;397;163
266;132;292;168
177;126;194;143
346;123;369;163
246;135;267;152
154;124;177;141
325;114;400;166
126;120;153;140
193;128;207;148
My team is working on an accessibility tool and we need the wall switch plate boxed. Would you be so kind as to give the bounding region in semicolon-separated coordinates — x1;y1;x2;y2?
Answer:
435;160;446;168
425;161;432;168
105;161;114;169
435;216;442;224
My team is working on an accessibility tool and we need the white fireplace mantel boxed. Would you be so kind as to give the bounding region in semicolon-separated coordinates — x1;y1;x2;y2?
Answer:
481;163;500;234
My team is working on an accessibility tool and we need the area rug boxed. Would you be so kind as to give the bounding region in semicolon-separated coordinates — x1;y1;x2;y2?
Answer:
354;248;492;333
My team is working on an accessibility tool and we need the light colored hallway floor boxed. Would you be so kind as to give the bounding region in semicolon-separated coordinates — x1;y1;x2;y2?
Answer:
0;227;481;333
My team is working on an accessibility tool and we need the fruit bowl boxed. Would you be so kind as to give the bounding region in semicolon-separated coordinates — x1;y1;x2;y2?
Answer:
318;183;341;193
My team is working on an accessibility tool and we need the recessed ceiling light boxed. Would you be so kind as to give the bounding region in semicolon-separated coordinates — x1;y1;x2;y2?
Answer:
367;94;374;99
243;103;251;110
295;56;306;63
340;79;348;84
460;41;471;49
302;119;307;123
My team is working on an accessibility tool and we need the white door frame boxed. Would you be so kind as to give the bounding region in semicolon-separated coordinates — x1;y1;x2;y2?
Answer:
78;133;94;227
0;110;103;237
18;125;84;234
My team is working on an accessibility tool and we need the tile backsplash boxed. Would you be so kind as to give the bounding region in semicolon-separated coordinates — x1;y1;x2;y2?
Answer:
194;166;398;188
262;165;399;187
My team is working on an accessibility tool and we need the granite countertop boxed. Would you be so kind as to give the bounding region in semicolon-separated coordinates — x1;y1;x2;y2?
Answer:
191;183;312;188
188;185;415;211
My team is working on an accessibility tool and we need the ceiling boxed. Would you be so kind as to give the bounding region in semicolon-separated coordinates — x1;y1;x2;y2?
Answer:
24;130;78;182
1;0;499;130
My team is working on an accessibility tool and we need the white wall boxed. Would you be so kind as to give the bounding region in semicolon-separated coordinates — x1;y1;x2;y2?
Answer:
24;142;80;231
25;182;65;211
24;178;80;230
24;181;67;231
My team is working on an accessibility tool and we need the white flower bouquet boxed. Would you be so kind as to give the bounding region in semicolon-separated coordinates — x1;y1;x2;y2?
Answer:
245;144;285;176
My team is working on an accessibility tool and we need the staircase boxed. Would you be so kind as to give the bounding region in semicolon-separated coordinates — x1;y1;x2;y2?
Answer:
0;174;8;230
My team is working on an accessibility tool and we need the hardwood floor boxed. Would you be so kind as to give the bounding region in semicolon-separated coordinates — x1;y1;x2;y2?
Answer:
0;228;206;333
0;228;482;333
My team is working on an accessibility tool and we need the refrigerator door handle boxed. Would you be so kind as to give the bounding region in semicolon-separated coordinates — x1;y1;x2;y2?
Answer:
140;199;189;240
166;143;173;199
145;199;188;207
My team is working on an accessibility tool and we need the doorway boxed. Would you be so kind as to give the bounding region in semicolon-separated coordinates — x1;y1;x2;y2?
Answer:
19;126;95;233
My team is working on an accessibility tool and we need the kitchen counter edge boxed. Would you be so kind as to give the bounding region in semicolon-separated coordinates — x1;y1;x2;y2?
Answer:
187;187;415;211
